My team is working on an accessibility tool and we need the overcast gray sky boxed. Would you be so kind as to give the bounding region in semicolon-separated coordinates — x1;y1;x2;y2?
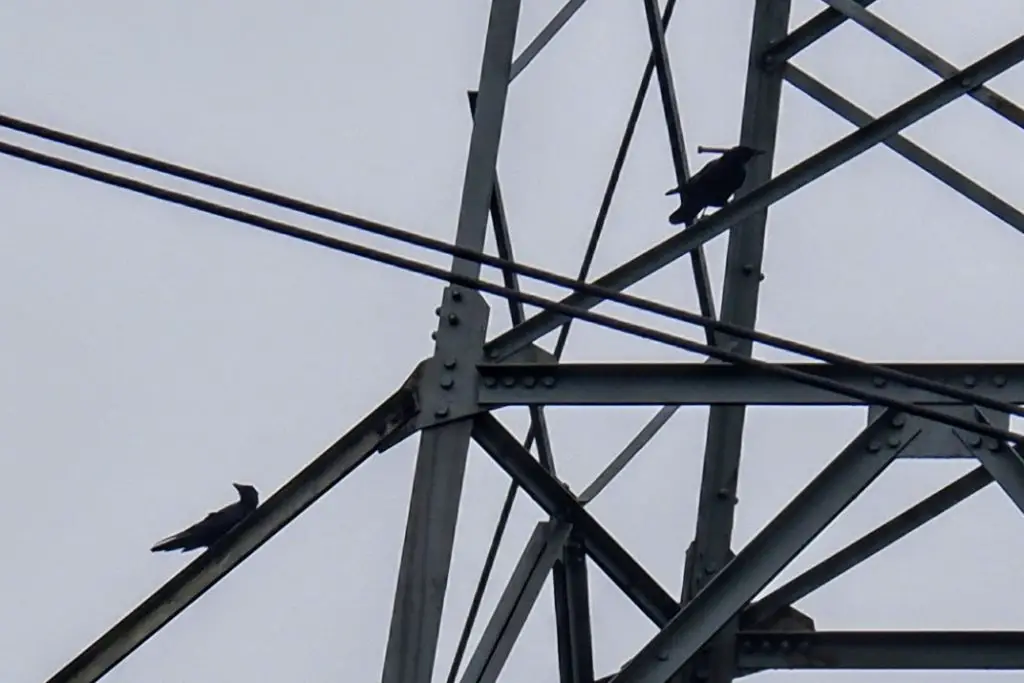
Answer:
2;1;1024;681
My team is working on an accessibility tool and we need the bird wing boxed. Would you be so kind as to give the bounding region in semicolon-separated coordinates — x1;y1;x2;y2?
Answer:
685;155;725;188
152;505;241;547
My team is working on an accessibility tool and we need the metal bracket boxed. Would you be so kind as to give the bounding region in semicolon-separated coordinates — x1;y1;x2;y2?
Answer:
867;404;1009;458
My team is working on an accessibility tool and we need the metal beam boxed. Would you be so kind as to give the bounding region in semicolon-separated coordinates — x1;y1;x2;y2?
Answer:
510;0;589;82
678;6;790;683
459;522;572;683
483;35;1024;362
609;409;918;683
381;0;518;678
761;0;877;67
639;0;718;342
960;409;1024;515
823;0;1024;131
745;465;993;626
477;361;1024;406
47;383;419;683
784;64;1024;236
735;631;1024;669
471;413;680;627
554;533;596;683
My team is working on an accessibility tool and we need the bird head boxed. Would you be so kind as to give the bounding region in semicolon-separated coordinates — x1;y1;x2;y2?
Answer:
232;483;260;508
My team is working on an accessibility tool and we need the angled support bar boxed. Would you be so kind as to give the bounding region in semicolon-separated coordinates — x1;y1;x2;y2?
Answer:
761;0;877;66
471;413;680;626
510;0;589;81
609;409;919;683
459;521;572;683
784;64;1024;236
745;465;993;625
735;631;1024;669
483;35;1024;362
824;0;1024;131
48;382;420;683
959;409;1024;515
382;0;517;678
477;361;1024;406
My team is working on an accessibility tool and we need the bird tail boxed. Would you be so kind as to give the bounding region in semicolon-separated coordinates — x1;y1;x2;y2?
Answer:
151;532;188;552
669;199;701;227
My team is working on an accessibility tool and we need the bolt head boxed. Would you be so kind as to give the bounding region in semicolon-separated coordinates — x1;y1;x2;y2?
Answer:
451;288;463;301
447;313;460;325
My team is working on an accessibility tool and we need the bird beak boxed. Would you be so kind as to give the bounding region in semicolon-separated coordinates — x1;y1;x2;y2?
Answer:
232;482;244;492
665;187;681;196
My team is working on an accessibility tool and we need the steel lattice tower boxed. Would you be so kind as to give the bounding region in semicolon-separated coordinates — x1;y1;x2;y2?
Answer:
20;1;1024;682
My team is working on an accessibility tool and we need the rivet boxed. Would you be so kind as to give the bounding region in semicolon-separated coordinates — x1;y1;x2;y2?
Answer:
431;331;437;340
743;639;754;652
891;413;906;427
969;433;982;447
964;374;977;388
435;404;450;417
523;376;536;388
440;376;454;390
960;76;974;89
887;435;901;448
502;376;516;387
447;313;460;325
487;349;499;359
443;358;457;369
758;272;766;282
780;640;791;652
742;264;754;275
484;376;497;387
716;488;730;499
796;640;809;652
451;288;463;301
656;652;669;662
434;306;442;316
989;439;1002;452
994;374;1007;387
542;376;556;387
873;377;886;387
761;640;772;652
868;440;881;453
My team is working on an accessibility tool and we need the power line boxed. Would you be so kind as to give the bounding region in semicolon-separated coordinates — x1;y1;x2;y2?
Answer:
0;130;1020;422
0;137;1020;444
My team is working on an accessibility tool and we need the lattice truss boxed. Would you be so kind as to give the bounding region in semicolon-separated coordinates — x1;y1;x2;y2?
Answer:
16;1;1024;682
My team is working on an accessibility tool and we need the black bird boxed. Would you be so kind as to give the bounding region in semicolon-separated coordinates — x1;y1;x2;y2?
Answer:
151;483;259;553
665;145;765;226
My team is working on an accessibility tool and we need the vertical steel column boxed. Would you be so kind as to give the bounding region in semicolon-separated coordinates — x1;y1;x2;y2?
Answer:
678;4;791;683
380;2;520;681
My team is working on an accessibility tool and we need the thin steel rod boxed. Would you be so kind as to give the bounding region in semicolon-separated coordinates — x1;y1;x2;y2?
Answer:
510;0;589;81
4;138;1024;428
823;0;1024;131
747;465;993;624
762;0;878;66
783;64;1024;236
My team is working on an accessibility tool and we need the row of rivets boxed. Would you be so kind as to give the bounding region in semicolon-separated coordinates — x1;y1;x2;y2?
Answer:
433;288;465;416
872;374;1012;389
739;638;811;653
481;375;557;388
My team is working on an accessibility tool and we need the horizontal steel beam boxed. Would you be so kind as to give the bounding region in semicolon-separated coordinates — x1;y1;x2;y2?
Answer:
735;631;1024;669
478;362;1024;406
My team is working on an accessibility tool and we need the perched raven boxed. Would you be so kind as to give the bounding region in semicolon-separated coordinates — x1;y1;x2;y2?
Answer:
151;483;259;553
665;145;765;226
